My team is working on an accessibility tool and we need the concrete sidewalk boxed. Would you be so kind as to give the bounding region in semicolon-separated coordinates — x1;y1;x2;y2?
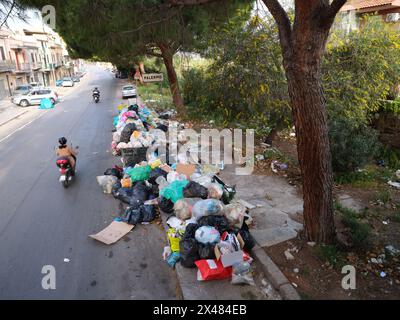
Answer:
0;80;86;128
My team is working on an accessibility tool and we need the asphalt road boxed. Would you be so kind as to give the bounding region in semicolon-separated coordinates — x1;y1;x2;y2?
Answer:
0;66;179;299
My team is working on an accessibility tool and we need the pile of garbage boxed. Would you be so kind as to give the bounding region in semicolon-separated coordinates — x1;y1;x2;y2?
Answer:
96;102;257;285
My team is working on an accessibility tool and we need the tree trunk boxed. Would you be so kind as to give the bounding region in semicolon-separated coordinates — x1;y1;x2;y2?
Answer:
158;43;185;115
283;29;336;243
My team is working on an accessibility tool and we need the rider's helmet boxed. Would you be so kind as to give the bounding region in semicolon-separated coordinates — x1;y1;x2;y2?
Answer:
59;137;67;146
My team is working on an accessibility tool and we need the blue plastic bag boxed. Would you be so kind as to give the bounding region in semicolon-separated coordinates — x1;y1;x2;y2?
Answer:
39;98;54;109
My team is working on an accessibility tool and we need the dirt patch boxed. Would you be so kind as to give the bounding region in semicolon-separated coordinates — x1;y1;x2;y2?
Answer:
265;238;400;300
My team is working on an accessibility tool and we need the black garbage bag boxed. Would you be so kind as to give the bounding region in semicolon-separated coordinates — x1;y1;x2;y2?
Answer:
149;184;159;197
141;204;157;222
120;123;137;143
104;168;123;179
197;215;230;234
112;182;122;198
123;206;142;225
183;181;208;199
198;243;216;260
238;229;255;252
156;123;168;132
159;111;172;120
148;167;168;185
123;204;157;225
116;187;133;204
180;238;200;268
158;197;174;214
237;221;256;252
128;104;139;113
129;181;150;209
142;121;150;132
182;223;199;240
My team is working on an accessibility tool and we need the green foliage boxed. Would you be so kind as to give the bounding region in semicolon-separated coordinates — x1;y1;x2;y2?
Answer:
324;16;400;124
334;202;372;251
314;244;346;269
183;15;291;134
334;165;393;187
329;117;381;172
380;146;400;169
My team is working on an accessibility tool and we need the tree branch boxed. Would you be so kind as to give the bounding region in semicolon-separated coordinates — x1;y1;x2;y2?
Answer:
319;0;347;28
262;0;292;54
329;0;347;17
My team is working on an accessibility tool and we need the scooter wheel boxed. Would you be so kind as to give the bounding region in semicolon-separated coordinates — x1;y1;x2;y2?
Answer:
62;180;69;188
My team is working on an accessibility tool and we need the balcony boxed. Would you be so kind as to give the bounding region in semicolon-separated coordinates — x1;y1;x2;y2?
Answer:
15;62;31;73
0;60;16;72
32;61;42;70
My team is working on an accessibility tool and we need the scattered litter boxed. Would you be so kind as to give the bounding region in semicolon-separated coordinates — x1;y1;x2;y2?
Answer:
382;220;389;225
284;249;295;261
271;160;288;173
385;245;400;256
64;258;70;263
292;282;298;288
380;271;387;278
293;268;299;273
387;181;400;189
307;242;316;247
255;154;265;161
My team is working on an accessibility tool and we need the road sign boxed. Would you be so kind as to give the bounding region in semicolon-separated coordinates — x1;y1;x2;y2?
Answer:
142;73;163;83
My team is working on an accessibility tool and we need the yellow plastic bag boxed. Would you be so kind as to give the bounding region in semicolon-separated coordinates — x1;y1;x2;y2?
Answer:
167;228;180;252
150;158;162;169
117;104;127;111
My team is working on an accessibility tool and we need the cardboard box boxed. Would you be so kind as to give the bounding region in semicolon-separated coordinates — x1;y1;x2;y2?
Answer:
176;163;196;179
214;233;245;268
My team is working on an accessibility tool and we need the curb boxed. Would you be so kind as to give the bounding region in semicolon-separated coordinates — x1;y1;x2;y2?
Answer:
252;244;301;300
160;213;300;300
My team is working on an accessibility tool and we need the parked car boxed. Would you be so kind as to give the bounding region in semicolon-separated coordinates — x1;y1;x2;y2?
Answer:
13;84;32;96
12;88;58;107
29;82;43;88
72;76;80;82
122;85;137;99
56;79;64;86
62;77;74;87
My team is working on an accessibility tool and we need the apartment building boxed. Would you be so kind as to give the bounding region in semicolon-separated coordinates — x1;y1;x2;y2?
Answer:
0;9;76;99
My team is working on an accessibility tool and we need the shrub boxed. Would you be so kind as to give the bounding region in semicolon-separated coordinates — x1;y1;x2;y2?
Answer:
329;117;381;172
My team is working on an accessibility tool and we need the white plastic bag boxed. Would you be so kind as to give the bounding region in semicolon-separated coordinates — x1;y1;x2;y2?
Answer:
96;175;118;194
174;198;202;221
223;202;246;229
231;262;255;286
192;199;224;220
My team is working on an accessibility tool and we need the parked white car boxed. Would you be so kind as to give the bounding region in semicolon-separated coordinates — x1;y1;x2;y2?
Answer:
12;88;58;107
62;77;74;87
122;84;137;99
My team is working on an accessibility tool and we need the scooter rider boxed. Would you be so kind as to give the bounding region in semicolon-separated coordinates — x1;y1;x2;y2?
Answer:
55;137;78;174
93;87;100;98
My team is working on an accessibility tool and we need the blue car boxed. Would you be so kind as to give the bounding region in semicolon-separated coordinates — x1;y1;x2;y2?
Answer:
56;79;63;86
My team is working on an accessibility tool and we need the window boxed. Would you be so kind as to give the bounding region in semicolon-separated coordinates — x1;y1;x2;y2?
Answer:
0;47;5;61
31;53;35;62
